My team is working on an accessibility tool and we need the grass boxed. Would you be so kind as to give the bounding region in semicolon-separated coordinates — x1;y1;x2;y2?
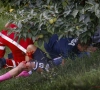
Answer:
0;15;9;30
0;51;100;90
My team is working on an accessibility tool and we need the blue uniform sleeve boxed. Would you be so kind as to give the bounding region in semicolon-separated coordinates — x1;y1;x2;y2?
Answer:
44;34;59;58
8;53;13;59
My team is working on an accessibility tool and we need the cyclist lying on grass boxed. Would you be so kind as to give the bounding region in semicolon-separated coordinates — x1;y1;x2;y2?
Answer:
0;44;63;82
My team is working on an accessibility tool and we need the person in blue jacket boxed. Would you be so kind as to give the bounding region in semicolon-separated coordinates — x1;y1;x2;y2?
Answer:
44;34;92;65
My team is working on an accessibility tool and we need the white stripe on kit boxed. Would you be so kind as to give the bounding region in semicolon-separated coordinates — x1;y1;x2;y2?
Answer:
0;46;5;50
11;59;17;68
0;32;26;53
53;56;62;60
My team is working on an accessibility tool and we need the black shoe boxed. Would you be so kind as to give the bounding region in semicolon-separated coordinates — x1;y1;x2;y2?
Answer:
0;58;6;69
0;60;3;69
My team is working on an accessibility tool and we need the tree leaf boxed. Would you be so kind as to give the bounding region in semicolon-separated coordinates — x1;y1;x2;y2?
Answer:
84;16;91;24
17;21;22;29
71;10;78;18
58;34;64;40
79;14;85;22
37;39;43;47
95;10;100;18
94;3;99;12
23;33;27;38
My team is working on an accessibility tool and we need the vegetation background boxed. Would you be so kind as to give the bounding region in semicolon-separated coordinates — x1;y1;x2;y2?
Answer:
0;0;100;90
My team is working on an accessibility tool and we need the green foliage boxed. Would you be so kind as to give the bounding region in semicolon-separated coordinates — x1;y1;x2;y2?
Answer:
0;0;100;45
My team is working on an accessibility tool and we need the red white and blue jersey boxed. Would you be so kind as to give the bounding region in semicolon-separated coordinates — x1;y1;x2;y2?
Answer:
31;48;49;71
0;24;34;68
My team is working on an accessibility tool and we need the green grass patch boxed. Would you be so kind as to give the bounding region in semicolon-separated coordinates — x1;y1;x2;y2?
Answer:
0;51;100;90
0;16;9;30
